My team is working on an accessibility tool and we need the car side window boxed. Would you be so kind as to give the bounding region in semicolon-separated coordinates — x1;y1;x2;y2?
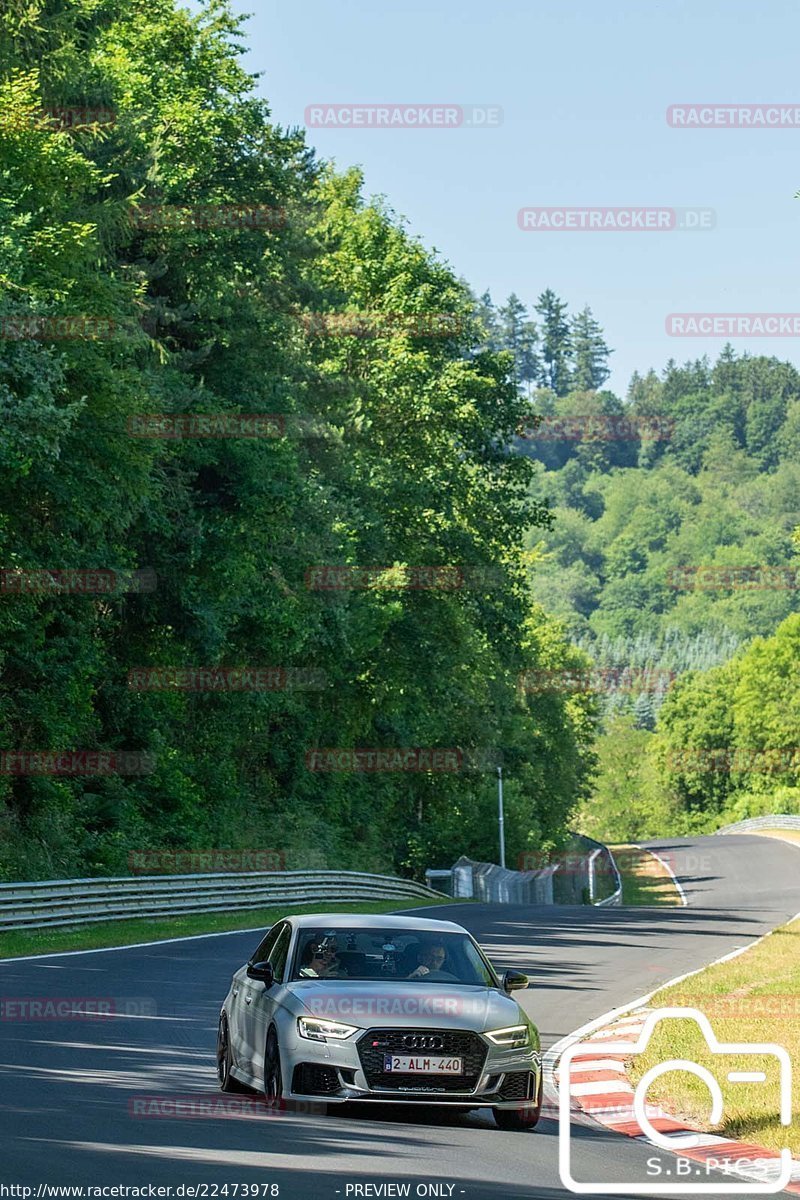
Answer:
268;924;292;982
251;924;281;964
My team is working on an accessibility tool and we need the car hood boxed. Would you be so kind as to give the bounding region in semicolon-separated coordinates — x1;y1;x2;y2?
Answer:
284;980;527;1032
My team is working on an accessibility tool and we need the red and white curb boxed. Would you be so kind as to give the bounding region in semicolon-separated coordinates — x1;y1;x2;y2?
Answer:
553;1006;800;1194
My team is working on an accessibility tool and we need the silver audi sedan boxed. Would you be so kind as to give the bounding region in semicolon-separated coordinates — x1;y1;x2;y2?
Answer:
217;913;542;1130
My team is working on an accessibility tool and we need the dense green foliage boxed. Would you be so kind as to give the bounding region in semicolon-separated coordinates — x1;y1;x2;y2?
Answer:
474;286;800;839
511;344;800;841
516;350;800;736
579;615;800;840
0;0;597;880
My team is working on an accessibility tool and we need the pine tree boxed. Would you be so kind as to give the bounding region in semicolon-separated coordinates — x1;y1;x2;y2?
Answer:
535;289;572;396
571;305;612;391
633;691;656;731
474;289;502;352
498;293;540;394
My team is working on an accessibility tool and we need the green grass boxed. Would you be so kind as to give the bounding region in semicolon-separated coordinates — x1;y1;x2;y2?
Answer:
610;844;684;906
0;895;455;960
629;917;800;1155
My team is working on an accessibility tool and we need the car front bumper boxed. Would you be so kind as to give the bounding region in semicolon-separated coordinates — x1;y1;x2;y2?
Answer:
281;1023;542;1107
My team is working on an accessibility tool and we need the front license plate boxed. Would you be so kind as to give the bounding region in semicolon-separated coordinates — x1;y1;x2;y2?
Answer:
383;1055;463;1074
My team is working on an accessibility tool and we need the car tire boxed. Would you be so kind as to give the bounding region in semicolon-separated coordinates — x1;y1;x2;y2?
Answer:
493;1079;543;1131
217;1014;250;1093
264;1026;285;1112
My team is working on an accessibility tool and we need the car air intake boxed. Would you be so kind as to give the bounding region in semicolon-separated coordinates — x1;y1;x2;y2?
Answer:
498;1070;536;1101
291;1063;341;1095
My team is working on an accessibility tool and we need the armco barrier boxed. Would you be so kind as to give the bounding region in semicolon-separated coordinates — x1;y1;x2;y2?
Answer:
0;870;442;931
715;813;800;834
450;855;557;904
445;837;622;907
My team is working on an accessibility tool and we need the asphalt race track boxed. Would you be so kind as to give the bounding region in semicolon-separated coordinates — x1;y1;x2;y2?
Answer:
1;834;799;1199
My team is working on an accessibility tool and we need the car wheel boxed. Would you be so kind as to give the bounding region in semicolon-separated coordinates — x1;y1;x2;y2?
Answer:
493;1079;543;1131
217;1014;249;1093
264;1026;285;1111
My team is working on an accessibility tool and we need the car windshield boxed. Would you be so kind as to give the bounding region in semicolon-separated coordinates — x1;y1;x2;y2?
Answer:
290;927;497;986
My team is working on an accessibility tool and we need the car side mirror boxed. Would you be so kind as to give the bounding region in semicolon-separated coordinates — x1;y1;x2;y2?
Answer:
247;960;274;986
502;970;529;992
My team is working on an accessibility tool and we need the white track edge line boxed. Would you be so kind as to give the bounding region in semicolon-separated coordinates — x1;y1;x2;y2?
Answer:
640;846;689;906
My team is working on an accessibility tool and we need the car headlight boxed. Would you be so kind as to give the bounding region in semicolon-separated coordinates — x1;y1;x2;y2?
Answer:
297;1016;359;1042
485;1024;533;1048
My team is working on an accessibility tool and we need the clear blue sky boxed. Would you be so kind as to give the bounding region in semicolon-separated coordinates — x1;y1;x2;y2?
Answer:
190;0;800;394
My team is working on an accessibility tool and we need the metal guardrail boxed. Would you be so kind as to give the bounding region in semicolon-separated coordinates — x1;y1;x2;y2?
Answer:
716;814;800;834
0;870;443;931
449;856;558;904
432;837;623;907
586;845;623;907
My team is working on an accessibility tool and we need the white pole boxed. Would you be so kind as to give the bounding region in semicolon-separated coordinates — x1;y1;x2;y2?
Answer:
497;766;506;868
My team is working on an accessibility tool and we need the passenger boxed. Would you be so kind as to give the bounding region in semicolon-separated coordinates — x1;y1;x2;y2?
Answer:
298;939;329;977
319;934;349;977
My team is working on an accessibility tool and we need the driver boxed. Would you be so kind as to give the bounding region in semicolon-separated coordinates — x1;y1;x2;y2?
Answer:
407;942;447;977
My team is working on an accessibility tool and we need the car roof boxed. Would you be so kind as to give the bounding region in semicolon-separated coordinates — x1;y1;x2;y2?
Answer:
286;913;466;934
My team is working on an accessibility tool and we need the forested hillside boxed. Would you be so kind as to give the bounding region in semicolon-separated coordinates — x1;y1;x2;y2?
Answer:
477;288;800;838
0;0;597;881
3;1;798;882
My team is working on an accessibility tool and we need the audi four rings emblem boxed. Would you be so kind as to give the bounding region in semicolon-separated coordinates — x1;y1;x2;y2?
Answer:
402;1034;444;1050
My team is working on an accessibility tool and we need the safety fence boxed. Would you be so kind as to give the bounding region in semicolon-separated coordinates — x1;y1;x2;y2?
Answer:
715;814;800;834
426;835;621;906
0;870;442;932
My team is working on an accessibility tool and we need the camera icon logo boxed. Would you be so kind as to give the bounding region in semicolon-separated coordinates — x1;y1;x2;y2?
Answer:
558;1007;793;1194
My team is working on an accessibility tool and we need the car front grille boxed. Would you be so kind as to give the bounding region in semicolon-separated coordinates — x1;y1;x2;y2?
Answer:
357;1028;487;1093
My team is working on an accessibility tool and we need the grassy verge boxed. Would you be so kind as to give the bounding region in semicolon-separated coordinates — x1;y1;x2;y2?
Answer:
629;916;800;1154
609;844;684;906
0;896;454;960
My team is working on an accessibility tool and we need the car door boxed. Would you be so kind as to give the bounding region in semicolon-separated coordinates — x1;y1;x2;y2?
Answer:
236;923;283;1073
249;922;292;1079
